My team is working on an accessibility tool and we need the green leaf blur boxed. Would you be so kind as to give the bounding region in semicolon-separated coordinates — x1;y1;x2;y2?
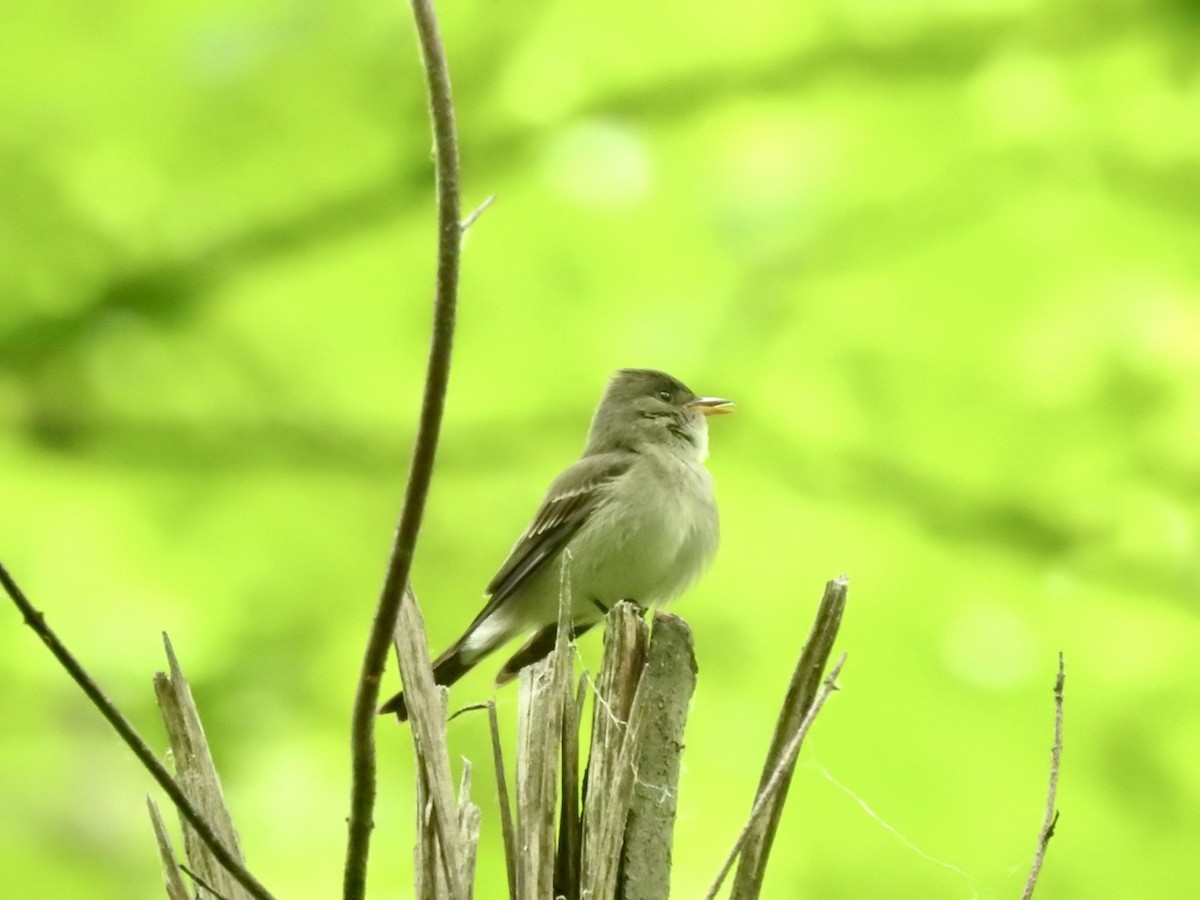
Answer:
2;0;1197;897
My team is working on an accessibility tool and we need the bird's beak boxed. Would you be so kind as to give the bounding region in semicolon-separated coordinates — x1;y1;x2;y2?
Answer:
687;396;735;416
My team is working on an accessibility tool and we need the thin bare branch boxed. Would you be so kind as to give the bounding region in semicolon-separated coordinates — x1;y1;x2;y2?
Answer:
706;653;847;900
488;702;519;900
1020;653;1065;900
728;575;848;899
0;563;275;900
343;0;463;894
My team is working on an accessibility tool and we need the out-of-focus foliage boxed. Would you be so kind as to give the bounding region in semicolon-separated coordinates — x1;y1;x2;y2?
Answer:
2;0;1197;897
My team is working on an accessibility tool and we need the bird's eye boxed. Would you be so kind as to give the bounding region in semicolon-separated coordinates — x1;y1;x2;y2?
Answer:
656;390;672;402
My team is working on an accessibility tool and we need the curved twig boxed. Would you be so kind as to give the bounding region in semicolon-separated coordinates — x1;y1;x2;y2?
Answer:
342;0;463;896
0;563;275;900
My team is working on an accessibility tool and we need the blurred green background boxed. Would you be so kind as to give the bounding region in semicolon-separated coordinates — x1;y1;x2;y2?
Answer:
3;0;1198;897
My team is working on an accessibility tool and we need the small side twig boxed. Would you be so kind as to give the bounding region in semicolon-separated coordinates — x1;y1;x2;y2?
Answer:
705;653;847;900
0;563;275;900
342;0;463;895
179;864;234;900
1020;653;1065;900
460;195;495;231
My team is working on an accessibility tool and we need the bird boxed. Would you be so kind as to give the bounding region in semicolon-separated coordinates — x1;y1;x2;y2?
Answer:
379;368;733;720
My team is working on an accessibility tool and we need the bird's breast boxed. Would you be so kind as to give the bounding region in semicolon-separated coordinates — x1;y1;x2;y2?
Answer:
570;454;718;608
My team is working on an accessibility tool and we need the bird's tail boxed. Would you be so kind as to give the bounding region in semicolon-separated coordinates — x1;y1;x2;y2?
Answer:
493;618;599;685
378;612;599;720
378;640;474;721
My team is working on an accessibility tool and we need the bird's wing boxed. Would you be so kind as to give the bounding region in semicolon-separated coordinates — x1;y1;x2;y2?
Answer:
478;451;635;617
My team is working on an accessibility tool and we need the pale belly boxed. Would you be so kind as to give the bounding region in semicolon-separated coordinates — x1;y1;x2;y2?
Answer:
524;455;718;621
462;450;720;658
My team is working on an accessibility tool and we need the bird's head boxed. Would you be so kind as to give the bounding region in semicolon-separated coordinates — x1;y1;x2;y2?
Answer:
585;368;733;458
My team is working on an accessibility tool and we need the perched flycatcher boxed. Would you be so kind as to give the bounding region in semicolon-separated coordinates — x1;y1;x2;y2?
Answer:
379;368;732;719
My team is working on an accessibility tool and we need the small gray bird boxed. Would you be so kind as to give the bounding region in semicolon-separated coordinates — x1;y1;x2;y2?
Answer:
379;368;732;719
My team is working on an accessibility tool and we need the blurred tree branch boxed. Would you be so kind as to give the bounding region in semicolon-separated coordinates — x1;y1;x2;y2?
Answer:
4;12;1193;380
9;398;1192;607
